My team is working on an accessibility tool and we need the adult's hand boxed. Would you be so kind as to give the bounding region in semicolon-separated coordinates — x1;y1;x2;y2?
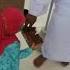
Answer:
25;14;37;27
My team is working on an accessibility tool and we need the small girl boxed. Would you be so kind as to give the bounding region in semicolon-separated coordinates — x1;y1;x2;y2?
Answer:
0;7;32;70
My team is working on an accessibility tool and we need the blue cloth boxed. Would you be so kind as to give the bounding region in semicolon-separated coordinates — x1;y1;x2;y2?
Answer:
0;41;32;70
19;48;32;59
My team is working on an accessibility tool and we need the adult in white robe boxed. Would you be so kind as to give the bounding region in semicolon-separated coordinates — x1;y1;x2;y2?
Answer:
28;0;70;64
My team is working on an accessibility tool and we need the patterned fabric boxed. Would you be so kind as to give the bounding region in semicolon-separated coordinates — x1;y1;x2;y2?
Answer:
0;41;32;70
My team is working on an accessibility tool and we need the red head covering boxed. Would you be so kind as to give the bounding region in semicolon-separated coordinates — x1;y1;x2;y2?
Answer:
0;7;25;54
2;7;25;35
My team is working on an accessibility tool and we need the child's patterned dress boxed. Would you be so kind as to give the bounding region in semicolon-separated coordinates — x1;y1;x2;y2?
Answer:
0;41;32;70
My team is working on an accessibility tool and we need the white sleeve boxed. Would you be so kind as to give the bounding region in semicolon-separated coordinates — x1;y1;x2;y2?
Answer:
29;0;52;16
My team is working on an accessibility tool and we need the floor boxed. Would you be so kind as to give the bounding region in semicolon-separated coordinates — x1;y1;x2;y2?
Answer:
17;0;70;70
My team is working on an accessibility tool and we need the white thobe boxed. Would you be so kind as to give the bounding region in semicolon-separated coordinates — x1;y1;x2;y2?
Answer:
29;0;70;62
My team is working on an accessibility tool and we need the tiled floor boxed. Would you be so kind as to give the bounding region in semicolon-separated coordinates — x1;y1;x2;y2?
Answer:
17;0;70;70
20;56;70;70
